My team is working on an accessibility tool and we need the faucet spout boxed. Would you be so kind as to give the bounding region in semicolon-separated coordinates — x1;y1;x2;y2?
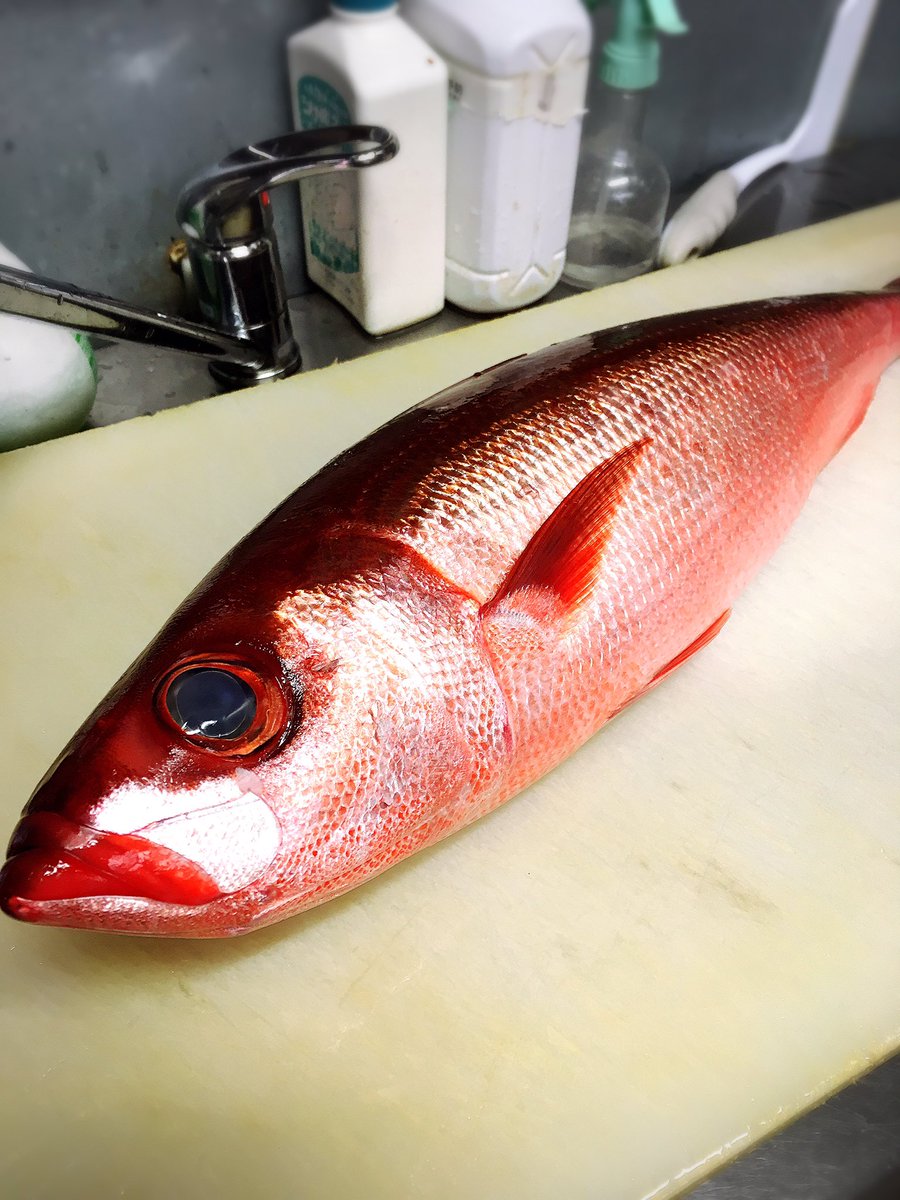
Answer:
0;264;261;369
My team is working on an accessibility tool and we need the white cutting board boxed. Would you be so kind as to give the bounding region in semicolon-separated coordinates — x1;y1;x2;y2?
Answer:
1;205;899;1200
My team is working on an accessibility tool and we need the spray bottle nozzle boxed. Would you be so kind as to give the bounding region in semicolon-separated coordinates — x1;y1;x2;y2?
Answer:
594;0;687;90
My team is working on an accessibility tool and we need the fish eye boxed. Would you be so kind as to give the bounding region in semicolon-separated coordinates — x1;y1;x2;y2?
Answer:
157;657;296;756
166;668;256;739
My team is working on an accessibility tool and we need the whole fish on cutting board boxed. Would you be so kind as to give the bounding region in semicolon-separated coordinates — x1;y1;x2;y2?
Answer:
2;290;898;937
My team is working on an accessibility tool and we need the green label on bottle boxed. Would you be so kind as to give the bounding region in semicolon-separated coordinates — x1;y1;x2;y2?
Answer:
297;76;351;130
308;215;359;274
296;76;358;276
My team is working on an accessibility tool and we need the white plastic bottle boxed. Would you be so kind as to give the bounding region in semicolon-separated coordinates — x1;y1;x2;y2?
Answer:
0;243;97;452
286;0;448;336
404;0;592;314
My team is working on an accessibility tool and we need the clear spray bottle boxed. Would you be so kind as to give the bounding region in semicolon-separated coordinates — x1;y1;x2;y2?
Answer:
563;0;686;289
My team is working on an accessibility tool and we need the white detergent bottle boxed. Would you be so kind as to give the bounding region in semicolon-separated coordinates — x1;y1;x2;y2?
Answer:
404;0;592;314
287;0;448;335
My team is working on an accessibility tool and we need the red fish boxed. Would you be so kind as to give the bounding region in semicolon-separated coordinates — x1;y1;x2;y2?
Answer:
2;291;898;937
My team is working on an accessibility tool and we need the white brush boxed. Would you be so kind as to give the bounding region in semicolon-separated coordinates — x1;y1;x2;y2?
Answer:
659;0;879;266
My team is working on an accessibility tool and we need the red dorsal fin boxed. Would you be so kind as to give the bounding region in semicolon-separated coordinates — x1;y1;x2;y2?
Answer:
484;437;651;618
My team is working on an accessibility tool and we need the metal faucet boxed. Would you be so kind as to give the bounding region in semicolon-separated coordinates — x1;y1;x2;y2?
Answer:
0;126;398;390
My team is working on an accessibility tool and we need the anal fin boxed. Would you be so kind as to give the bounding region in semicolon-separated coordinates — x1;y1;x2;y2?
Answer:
651;609;731;686
614;610;731;717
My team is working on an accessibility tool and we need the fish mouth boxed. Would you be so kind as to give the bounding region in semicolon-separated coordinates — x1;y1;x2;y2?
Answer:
0;811;223;920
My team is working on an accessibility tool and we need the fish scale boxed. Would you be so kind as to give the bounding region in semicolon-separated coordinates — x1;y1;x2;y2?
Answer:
1;290;898;936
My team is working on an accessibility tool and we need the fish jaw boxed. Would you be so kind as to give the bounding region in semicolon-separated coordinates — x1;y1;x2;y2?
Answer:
1;812;223;913
0;772;287;935
0;785;284;937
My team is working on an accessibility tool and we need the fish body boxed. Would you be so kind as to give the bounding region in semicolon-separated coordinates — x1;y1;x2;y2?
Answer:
2;292;898;936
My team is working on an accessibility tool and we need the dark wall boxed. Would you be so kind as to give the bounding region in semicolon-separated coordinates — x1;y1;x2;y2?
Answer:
1;0;898;311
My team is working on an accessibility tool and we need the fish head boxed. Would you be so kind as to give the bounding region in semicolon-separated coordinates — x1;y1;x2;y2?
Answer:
0;541;497;937
0;589;304;936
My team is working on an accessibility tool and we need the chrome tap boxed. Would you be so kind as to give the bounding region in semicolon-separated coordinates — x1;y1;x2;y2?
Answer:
0;126;398;390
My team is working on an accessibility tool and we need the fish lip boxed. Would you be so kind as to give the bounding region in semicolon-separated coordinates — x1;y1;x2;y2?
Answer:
0;811;223;917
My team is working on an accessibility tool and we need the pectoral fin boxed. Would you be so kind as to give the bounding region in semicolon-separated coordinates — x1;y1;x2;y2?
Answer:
483;437;651;621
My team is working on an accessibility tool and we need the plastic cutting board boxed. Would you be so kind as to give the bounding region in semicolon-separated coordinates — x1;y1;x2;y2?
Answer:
1;203;899;1200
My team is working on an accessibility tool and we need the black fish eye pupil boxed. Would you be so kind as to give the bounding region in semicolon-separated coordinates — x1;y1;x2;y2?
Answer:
166;668;257;740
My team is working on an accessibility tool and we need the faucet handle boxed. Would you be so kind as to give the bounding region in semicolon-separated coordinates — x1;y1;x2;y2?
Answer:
176;126;399;247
